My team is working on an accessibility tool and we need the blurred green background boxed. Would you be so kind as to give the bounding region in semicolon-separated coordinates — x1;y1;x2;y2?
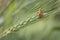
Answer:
0;0;60;40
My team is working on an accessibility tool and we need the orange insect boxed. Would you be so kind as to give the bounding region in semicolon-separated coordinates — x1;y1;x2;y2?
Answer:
38;8;43;18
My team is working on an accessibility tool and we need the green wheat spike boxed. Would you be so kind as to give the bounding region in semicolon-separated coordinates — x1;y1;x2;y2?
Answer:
0;0;60;40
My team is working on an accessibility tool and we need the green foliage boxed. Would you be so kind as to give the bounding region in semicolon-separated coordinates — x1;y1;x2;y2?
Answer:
0;0;60;40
